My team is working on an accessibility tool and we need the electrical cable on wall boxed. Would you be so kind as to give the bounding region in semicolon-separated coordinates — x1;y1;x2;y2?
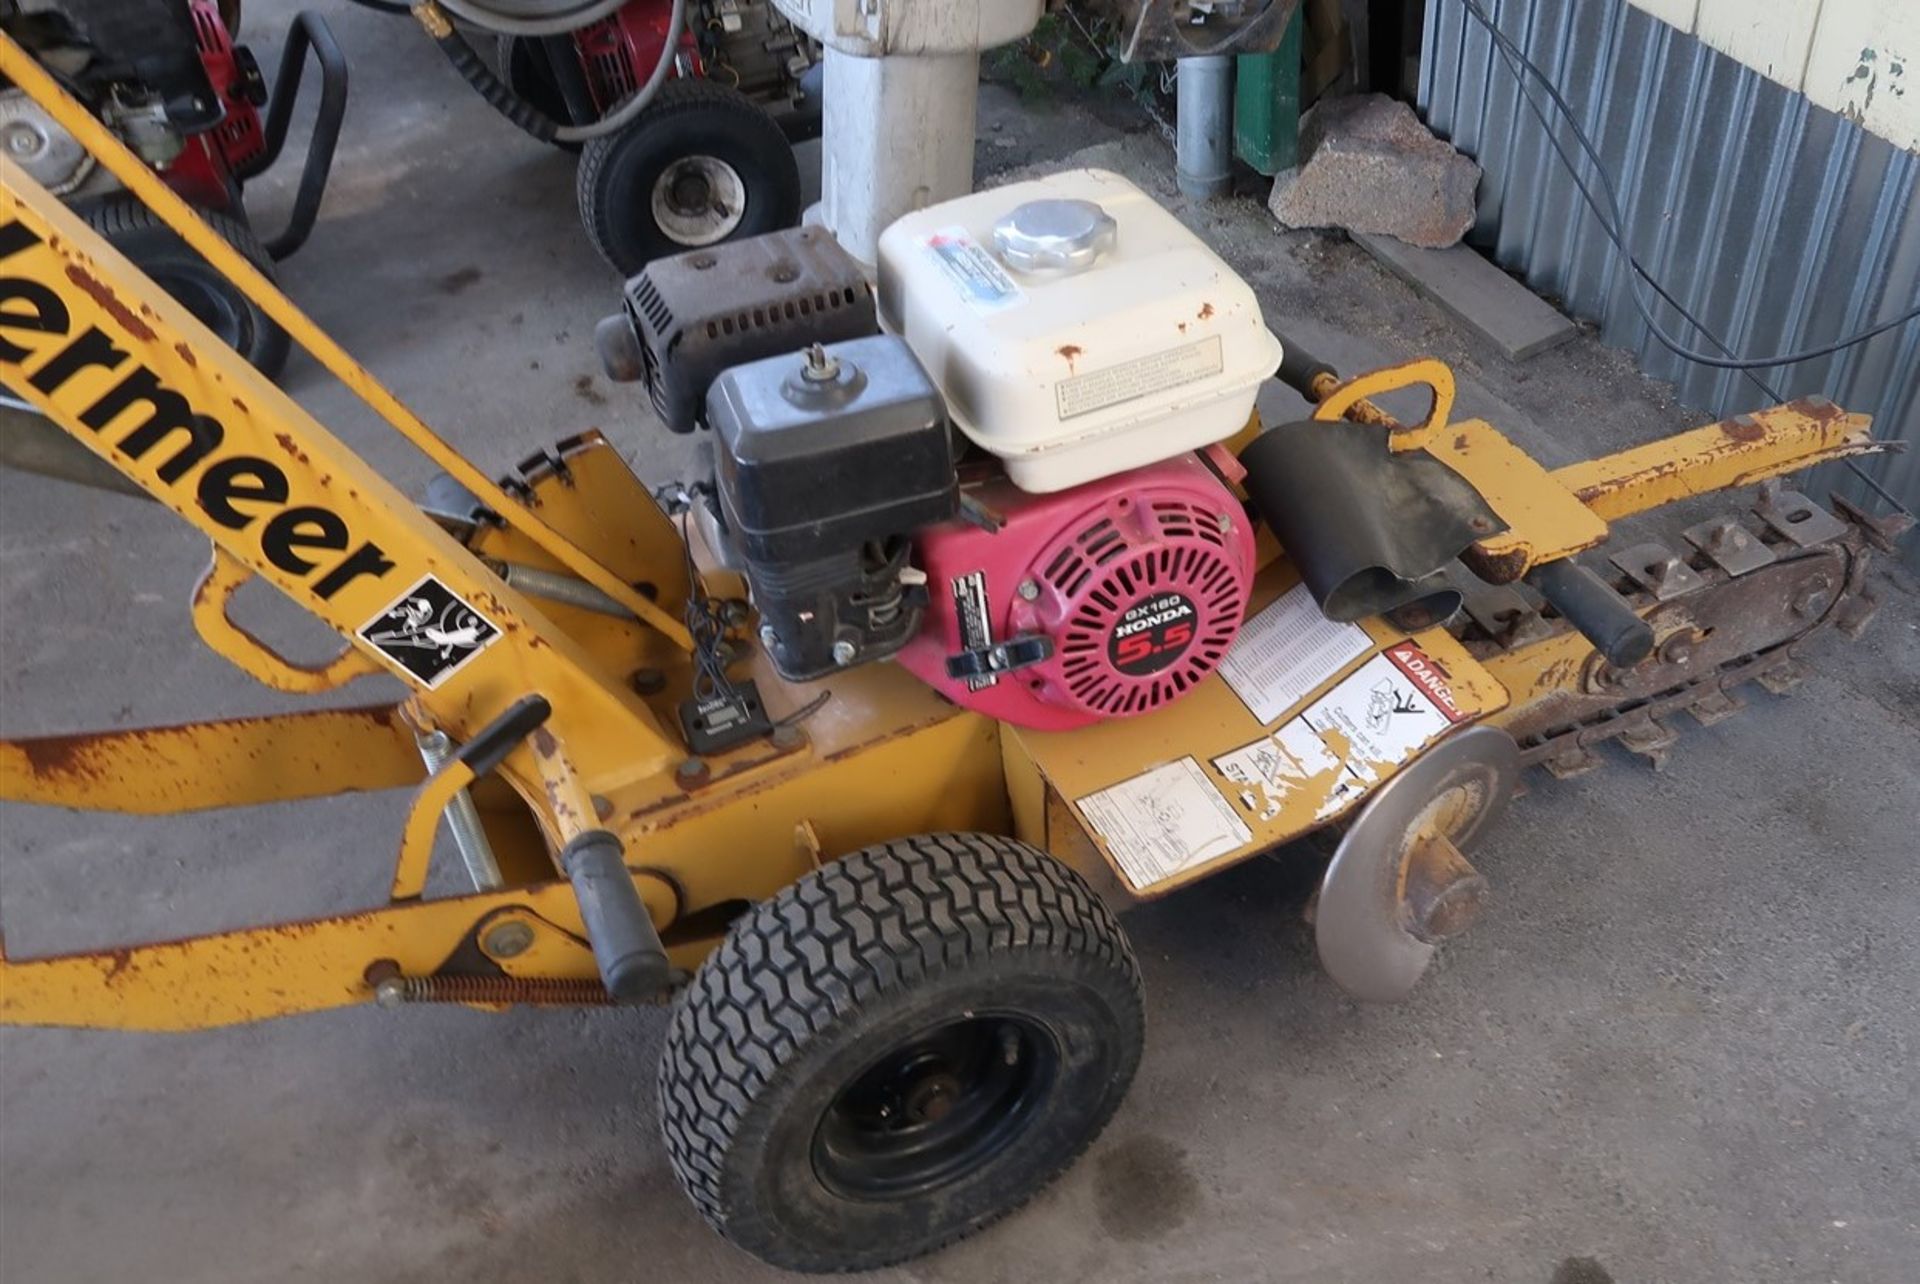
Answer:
1451;0;1916;516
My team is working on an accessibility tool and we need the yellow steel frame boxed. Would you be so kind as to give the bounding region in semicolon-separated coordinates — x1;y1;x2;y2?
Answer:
0;32;1882;1032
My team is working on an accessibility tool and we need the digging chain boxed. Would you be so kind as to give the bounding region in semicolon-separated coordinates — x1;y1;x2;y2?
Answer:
1465;496;1901;777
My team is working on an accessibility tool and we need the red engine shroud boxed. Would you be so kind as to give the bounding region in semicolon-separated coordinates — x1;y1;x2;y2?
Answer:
573;2;704;112
899;454;1257;732
162;0;266;212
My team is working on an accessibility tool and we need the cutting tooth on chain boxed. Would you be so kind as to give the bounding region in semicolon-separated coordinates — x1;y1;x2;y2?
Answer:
1542;745;1601;780
1616;715;1680;770
1755;658;1810;696
1685;688;1746;727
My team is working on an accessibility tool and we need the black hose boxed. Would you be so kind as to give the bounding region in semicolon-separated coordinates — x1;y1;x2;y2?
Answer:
421;10;561;142
1274;338;1335;399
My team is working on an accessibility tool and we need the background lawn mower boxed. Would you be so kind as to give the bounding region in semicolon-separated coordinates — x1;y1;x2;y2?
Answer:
372;0;819;276
0;0;346;377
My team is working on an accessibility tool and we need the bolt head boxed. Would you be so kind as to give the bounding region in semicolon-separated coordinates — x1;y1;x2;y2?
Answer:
831;639;857;665
372;977;406;1009
483;921;536;959
1016;578;1040;601
1659;635;1694;665
800;343;841;383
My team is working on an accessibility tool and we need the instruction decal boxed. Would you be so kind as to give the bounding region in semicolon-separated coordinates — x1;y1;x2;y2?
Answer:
950;570;998;689
1219;583;1373;725
1213;642;1465;824
924;227;1025;312
358;574;501;688
1055;336;1223;420
1075;757;1253;891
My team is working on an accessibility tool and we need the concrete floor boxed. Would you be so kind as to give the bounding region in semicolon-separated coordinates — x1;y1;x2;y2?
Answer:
4;4;1919;1281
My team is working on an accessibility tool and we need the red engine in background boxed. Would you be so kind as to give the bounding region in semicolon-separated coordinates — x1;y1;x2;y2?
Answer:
900;454;1257;732
163;0;267;212
573;3;704;111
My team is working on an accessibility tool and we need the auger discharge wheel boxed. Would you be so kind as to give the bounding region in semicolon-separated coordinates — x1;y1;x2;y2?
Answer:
1316;724;1520;1002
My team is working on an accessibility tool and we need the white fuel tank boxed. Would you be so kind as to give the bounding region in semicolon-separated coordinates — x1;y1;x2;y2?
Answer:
876;169;1283;493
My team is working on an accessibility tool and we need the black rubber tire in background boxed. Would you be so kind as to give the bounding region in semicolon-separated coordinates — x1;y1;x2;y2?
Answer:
80;194;291;380
576;79;801;276
658;833;1145;1273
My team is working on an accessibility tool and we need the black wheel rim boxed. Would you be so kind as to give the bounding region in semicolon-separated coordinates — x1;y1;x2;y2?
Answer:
154;269;247;351
812;1013;1059;1201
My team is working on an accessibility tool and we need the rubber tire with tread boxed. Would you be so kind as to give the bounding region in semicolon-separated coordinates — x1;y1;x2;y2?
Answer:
576;79;801;276
80;194;290;379
658;832;1145;1273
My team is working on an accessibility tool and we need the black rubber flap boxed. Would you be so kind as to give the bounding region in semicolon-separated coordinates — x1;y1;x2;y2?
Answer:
1240;419;1503;622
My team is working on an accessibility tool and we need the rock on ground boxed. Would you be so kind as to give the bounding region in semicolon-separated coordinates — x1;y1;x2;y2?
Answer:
1269;92;1482;248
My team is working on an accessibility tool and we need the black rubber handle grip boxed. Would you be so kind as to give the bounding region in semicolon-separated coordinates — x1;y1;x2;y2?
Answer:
1527;559;1654;669
1274;334;1336;399
455;695;552;779
563;830;671;1001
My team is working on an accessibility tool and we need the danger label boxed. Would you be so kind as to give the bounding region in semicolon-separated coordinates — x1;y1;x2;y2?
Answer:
1383;642;1469;723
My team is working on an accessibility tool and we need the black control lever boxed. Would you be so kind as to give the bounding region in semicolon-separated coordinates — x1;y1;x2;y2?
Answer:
1526;558;1654;669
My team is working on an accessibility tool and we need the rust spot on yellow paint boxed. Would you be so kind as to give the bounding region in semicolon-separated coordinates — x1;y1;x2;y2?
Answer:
174;341;198;368
273;432;311;465
65;263;156;341
19;732;92;777
1721;417;1765;443
1464;542;1530;585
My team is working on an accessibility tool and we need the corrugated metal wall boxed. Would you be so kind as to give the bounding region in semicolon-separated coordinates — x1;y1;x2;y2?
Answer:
1419;0;1920;524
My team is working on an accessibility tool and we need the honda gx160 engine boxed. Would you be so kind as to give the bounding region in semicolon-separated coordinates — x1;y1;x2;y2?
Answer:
598;169;1282;732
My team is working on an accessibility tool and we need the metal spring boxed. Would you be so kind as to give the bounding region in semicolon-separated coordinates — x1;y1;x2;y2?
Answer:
395;974;617;1006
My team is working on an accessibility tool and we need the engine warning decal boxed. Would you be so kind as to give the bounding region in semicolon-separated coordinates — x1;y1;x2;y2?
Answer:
1055;335;1223;421
1075;757;1253;891
358;574;501;688
1108;591;1197;676
1214;646;1467;824
1383;641;1469;723
924;227;1025;312
950;570;998;689
1219;583;1373;725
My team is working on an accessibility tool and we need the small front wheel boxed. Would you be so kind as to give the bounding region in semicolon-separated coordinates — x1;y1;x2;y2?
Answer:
658;832;1144;1272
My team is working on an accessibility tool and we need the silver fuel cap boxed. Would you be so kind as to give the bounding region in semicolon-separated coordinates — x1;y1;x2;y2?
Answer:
991;198;1117;275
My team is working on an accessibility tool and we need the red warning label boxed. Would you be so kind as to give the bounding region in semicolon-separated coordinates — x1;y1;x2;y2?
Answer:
1383;642;1469;723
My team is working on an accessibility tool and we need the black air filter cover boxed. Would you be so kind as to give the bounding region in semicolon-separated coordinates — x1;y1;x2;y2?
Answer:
707;334;955;564
619;226;877;433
